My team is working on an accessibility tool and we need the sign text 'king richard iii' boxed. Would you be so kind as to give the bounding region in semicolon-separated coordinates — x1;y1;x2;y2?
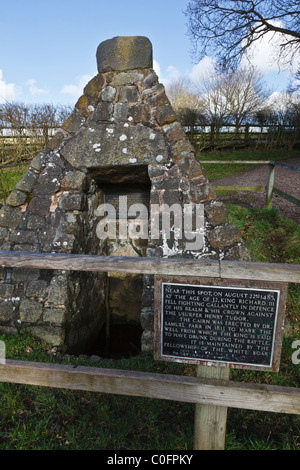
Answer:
154;277;288;372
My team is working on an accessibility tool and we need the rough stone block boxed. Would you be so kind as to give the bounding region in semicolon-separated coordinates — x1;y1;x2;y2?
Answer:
26;280;48;299
154;104;177;126
101;85;117;102
97;36;153;73
207;224;242;250
0;284;14;298
223;242;251;261
19;299;43;322
113;102;129;122
11;268;40;282
58;193;86;211
27;196;51;215
92;101;113;121
48;275;69;306
10;230;35;244
30;152;46;171
83;74;105;98
141;72;158;89
140;309;154;330
28;325;65;347
6;190;27;207
115;71;144;86
16;170;38;194
61;171;87;191
43;307;66;324
0;300;17;321
27;215;45;230
61;110;86;134
119;86;140;103
205;201;229;227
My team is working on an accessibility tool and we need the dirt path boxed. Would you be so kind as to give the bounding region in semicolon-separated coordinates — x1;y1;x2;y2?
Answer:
211;157;300;225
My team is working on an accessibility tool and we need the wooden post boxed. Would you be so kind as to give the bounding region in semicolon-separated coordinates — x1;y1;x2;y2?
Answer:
193;365;230;450
105;275;111;357
266;163;275;209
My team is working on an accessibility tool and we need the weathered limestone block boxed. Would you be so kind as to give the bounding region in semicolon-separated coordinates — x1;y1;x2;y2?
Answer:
6;190;28;207
207;223;242;250
115;71;144;86
15;170;38;193
205;201;229;227
19;299;43;323
101;85;117;102
97;36;152;72
26;280;48;299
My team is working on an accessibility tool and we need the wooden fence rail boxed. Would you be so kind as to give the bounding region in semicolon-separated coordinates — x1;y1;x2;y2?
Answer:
0;250;299;450
0;250;299;283
0;359;299;415
201;159;300;208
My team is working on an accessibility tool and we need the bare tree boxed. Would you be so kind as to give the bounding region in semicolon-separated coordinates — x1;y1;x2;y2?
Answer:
227;67;269;129
184;0;300;68
166;77;203;131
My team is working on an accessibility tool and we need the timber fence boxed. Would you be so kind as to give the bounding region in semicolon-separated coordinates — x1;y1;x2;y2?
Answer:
0;250;299;450
201;160;300;208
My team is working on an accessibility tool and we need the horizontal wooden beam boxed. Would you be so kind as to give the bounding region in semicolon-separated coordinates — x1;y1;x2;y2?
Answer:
0;360;299;415
273;187;300;207
214;185;266;192
0;251;299;283
271;161;300;173
201;160;270;164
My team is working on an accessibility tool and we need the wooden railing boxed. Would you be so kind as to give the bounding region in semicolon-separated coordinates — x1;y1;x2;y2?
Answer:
0;250;299;450
201;160;300;208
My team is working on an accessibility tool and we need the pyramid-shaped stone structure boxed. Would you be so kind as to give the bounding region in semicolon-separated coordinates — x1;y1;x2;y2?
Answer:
0;37;250;353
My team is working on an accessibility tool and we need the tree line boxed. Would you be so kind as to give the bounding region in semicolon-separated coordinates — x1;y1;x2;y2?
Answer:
167;66;300;130
0;102;72;131
0;102;72;164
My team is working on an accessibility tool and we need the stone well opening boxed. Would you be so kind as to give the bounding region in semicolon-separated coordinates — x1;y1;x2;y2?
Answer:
87;169;151;358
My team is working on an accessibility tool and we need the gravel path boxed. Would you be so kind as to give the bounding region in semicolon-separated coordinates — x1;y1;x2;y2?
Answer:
211;157;300;225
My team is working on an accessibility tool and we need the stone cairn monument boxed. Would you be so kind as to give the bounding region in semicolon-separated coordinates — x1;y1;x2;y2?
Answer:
0;37;250;354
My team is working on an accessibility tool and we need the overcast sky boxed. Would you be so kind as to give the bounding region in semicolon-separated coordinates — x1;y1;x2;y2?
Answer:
0;0;298;106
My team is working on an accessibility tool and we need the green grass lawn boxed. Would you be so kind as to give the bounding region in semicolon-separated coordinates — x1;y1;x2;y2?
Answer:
0;163;30;204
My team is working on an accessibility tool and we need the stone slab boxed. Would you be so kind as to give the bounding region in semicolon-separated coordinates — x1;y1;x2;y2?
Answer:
97;36;153;73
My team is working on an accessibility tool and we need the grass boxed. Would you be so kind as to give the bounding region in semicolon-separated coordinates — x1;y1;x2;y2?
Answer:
0;163;30;204
198;148;300;180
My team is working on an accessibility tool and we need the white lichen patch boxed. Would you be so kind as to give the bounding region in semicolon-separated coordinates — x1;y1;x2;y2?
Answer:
88;127;95;132
122;148;128;154
129;158;137;163
149;133;156;140
156;155;163;162
106;127;114;134
120;134;127;141
93;143;101;152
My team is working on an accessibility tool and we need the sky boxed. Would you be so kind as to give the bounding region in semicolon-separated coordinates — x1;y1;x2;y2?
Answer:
0;0;299;107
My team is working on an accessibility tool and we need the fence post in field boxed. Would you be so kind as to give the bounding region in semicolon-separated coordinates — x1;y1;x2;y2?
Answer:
210;123;215;147
266;162;275;209
193;365;230;450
